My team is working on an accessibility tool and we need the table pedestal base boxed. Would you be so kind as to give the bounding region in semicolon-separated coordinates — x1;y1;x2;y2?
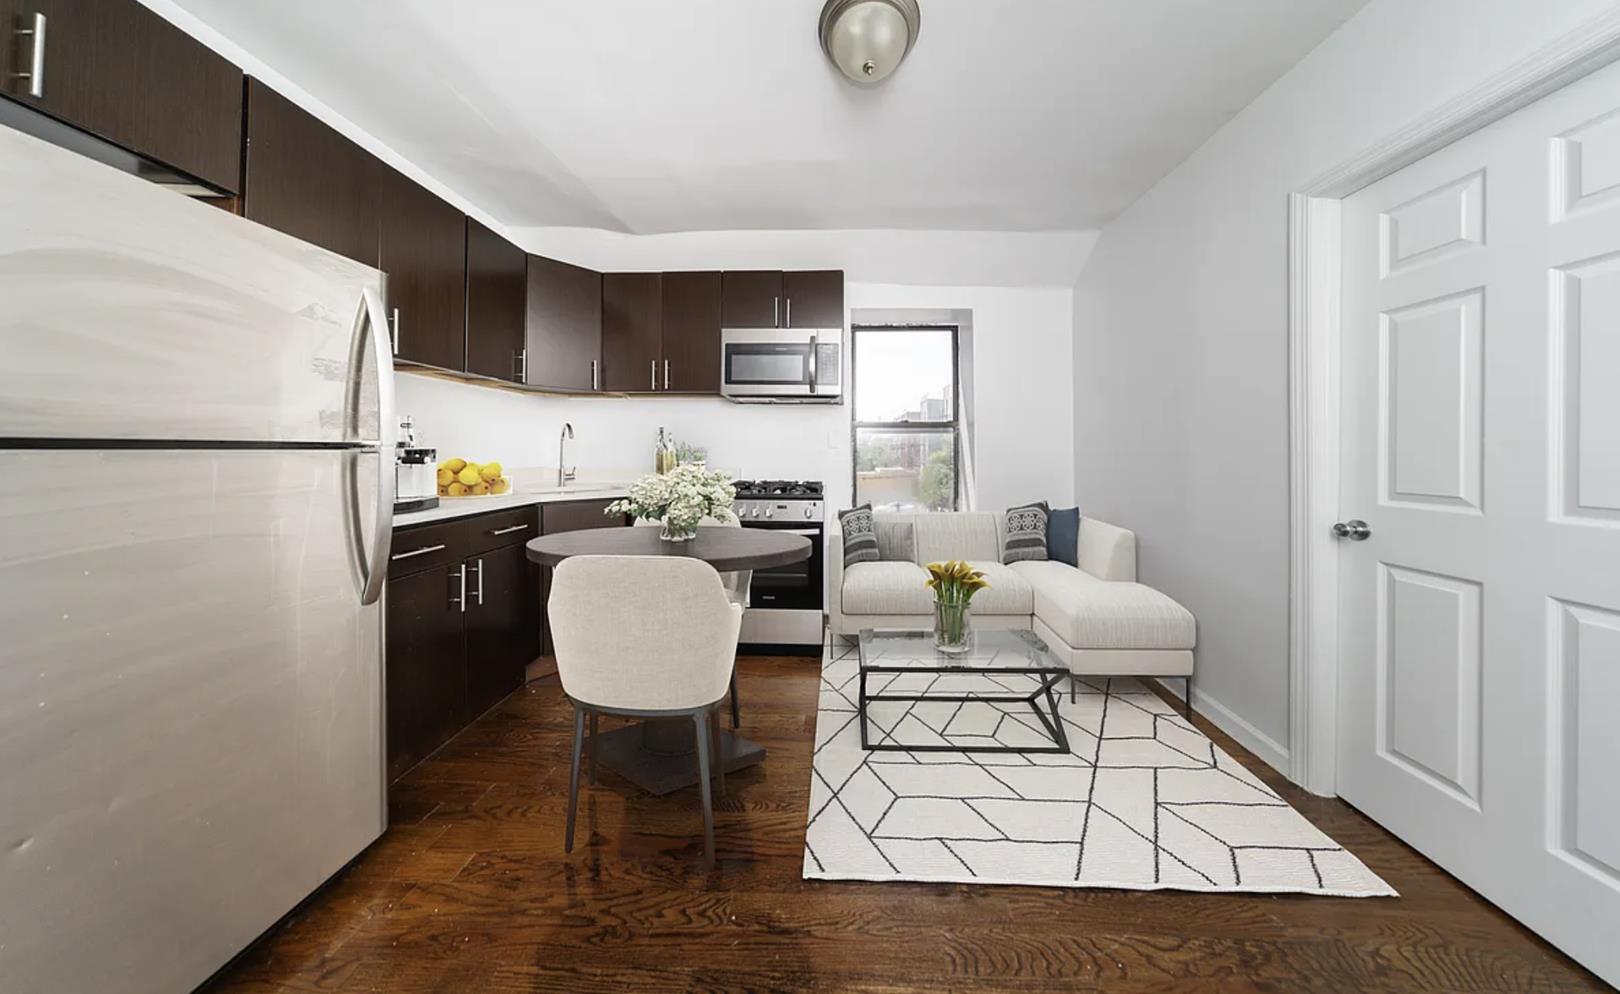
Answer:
592;717;766;795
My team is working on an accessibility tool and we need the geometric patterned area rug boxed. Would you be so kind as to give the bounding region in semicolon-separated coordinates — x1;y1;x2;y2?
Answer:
805;638;1396;897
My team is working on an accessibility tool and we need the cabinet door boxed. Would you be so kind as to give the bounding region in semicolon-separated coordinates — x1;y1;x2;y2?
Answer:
784;270;845;329
384;564;469;781
525;255;602;390
2;0;243;193
601;272;663;392
243;80;379;266
539;499;629;654
721;270;784;327
659;271;722;393
465;219;527;382
380;167;467;370
463;542;537;718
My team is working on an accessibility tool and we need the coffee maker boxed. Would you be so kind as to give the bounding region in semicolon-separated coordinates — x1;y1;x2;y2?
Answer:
394;415;438;514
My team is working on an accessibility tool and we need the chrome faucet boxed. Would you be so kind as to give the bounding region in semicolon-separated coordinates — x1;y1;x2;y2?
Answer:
558;422;576;487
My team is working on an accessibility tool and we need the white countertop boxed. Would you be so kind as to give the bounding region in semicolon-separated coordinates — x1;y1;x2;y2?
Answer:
394;486;629;528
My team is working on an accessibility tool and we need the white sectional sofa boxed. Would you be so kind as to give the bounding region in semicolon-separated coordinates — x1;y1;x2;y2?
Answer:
828;511;1196;701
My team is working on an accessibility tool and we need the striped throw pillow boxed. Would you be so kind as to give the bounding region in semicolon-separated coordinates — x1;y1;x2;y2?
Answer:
839;504;880;567
1002;501;1050;563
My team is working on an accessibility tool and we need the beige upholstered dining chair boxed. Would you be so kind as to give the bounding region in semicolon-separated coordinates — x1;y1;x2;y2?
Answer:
633;511;751;728
548;555;744;868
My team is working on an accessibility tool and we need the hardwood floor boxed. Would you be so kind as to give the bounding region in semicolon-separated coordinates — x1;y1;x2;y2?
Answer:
200;657;1608;994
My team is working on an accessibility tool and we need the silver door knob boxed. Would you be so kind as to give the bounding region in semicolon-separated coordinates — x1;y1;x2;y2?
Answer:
1331;519;1371;541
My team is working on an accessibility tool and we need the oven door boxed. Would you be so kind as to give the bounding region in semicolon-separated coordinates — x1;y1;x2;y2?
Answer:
742;524;824;611
722;330;815;398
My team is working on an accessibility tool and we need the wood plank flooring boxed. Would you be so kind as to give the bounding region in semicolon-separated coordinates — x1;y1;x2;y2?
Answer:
199;656;1610;994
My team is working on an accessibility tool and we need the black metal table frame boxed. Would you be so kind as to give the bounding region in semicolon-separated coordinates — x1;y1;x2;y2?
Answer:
857;665;1071;754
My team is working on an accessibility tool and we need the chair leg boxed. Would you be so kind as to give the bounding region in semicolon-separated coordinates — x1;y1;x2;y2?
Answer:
588;712;599;785
565;706;585;854
729;672;740;730
693;710;716;869
711;706;726;797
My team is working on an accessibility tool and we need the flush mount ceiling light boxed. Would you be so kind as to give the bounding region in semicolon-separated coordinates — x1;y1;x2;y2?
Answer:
819;0;921;85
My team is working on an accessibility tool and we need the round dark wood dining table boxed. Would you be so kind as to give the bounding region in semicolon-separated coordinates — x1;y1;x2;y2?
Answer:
526;525;812;795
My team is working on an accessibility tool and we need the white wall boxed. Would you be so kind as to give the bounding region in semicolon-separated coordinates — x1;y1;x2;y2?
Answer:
401;279;1075;516
1070;0;1617;771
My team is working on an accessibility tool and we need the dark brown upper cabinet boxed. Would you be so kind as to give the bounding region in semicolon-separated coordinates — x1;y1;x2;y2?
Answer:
660;271;722;393
379;166;467;370
601;272;663;392
784;270;845;328
1;0;243;193
721;270;784;328
525;255;602;391
464;219;527;382
243;80;379;266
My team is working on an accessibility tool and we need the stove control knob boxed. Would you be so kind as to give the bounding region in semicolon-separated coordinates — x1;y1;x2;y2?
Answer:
750;507;760;518
804;505;814;519
765;506;774;518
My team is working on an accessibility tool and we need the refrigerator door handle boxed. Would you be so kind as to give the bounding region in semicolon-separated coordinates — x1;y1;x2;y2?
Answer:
342;286;397;606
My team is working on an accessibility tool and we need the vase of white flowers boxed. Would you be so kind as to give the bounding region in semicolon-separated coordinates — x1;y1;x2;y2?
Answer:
604;463;736;542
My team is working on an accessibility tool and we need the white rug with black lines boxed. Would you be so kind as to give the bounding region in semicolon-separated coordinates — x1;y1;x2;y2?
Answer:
804;638;1395;896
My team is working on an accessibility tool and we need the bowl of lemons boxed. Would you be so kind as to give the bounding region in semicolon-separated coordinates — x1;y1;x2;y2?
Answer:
436;458;512;498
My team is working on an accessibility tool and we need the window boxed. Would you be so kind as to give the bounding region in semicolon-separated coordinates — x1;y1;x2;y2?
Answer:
851;326;959;511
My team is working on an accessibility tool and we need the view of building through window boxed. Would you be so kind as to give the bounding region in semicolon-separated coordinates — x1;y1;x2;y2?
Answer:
851;327;959;511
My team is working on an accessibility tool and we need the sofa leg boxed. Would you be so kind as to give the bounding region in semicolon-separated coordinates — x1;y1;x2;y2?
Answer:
1069;673;1077;704
1182;677;1194;722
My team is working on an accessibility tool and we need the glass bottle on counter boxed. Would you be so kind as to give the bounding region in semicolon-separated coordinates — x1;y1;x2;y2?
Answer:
655;426;676;475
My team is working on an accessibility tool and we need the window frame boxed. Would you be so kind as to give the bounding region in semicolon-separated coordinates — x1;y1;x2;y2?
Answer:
849;324;962;511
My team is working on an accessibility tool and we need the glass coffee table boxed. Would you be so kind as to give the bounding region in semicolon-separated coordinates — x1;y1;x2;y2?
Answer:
856;628;1070;754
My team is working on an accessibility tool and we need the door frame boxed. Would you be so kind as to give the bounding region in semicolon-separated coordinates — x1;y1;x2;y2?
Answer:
1285;11;1620;795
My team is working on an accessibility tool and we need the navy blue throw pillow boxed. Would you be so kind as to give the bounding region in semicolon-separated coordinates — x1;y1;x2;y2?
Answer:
1047;506;1080;567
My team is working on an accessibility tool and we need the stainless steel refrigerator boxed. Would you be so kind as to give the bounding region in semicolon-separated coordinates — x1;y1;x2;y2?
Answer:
0;123;395;993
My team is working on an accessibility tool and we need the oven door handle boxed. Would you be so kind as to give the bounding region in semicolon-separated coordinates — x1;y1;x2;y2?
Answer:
755;528;822;536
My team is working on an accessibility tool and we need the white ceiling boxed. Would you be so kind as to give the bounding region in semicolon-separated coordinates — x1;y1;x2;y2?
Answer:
167;0;1366;235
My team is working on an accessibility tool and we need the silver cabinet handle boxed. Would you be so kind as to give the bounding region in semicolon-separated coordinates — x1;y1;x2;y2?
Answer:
590;359;598;391
650;359;657;391
390;307;400;355
490;523;529;536
773;296;780;327
474;558;485;606
785;297;792;327
391;542;446;561
12;13;45;98
663;358;670;390
451;563;467;612
513;348;527;383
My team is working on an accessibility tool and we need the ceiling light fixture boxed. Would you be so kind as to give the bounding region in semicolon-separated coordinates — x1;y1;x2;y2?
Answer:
818;0;921;85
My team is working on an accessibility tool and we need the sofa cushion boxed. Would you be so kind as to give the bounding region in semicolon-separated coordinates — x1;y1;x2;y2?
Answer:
841;562;934;615
1047;506;1080;567
959;561;1034;615
875;517;916;562
1010;560;1195;650
912;512;1001;564
1001;501;1050;563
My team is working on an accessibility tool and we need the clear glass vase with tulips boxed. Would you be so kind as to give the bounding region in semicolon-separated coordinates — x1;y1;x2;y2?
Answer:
924;560;990;654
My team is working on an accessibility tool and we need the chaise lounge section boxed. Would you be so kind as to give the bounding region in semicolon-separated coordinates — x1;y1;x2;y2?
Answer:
828;511;1197;700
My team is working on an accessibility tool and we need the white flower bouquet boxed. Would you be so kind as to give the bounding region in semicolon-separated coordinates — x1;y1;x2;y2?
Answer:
604;463;736;541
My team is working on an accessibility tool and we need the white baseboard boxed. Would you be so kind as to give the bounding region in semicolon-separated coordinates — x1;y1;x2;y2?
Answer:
1154;678;1291;777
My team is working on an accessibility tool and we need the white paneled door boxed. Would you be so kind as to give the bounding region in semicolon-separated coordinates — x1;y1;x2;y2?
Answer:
1338;58;1620;985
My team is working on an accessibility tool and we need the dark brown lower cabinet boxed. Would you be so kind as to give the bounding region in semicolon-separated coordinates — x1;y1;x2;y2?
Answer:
464;541;538;717
385;562;468;783
386;508;540;782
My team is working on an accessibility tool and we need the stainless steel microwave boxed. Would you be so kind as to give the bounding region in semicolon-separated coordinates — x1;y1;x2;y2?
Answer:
720;328;843;402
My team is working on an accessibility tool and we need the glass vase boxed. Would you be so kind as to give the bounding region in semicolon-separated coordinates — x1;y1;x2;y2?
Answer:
933;598;973;654
659;517;698;542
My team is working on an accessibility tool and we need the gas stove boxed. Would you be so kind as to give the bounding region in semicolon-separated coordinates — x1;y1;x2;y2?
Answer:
732;479;825;523
730;480;825;655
